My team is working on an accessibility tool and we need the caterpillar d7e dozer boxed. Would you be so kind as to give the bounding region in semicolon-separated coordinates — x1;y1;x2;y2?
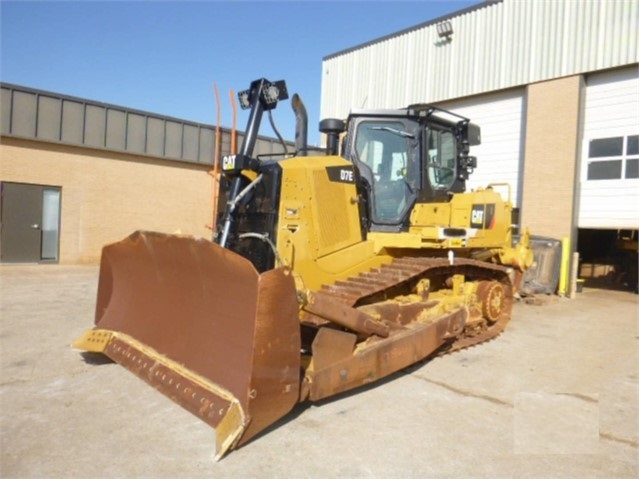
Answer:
74;78;533;459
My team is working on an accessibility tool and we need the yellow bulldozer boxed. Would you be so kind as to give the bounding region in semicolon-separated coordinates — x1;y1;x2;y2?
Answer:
74;78;533;459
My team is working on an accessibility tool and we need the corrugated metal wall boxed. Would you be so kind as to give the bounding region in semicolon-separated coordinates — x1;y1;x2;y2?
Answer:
1;83;293;165
321;0;639;119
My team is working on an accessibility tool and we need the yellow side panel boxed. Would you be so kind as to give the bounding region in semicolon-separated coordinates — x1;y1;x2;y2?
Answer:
310;168;360;257
277;155;388;290
278;155;362;258
450;207;470;227
410;203;451;226
408;188;513;249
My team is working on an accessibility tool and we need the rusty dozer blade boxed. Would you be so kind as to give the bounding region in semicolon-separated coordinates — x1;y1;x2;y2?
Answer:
73;231;301;460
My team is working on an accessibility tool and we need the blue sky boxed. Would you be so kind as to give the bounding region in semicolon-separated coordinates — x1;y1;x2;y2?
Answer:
1;0;477;146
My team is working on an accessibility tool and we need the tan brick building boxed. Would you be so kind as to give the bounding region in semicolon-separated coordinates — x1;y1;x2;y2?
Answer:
0;84;290;263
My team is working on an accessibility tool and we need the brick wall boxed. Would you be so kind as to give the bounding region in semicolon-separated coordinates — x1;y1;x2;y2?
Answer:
1;137;214;263
520;75;584;240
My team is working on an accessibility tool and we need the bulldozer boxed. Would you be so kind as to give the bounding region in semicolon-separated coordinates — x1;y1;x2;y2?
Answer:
74;78;533;459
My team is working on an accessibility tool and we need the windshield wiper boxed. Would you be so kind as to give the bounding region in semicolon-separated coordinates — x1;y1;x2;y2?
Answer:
370;126;415;139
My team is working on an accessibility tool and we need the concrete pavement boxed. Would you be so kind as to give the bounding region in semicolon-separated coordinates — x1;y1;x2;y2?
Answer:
1;265;637;478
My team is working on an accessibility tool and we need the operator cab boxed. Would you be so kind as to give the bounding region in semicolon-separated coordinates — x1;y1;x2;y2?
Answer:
333;107;480;232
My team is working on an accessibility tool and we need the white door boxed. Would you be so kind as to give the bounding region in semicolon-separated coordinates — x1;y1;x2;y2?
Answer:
579;67;639;229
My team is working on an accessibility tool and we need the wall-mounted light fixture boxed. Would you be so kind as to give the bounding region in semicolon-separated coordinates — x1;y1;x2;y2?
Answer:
436;21;453;39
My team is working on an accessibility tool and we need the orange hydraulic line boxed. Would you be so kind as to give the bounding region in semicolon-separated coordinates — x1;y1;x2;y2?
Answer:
229;89;237;154
209;83;222;231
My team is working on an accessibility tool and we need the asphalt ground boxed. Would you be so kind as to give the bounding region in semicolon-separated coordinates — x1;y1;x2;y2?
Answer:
1;265;637;478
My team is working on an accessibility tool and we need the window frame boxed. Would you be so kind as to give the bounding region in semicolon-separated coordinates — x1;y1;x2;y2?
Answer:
585;134;639;181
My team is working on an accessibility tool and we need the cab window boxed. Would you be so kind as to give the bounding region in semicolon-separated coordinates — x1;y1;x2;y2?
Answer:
427;128;456;189
354;121;417;223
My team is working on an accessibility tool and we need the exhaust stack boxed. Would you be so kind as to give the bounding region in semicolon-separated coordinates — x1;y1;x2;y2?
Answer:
291;93;308;156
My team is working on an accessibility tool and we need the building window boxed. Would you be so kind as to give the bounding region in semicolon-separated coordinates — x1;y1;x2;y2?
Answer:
587;135;639;180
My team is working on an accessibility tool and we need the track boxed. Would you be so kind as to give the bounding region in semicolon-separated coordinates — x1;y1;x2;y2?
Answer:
318;256;514;355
